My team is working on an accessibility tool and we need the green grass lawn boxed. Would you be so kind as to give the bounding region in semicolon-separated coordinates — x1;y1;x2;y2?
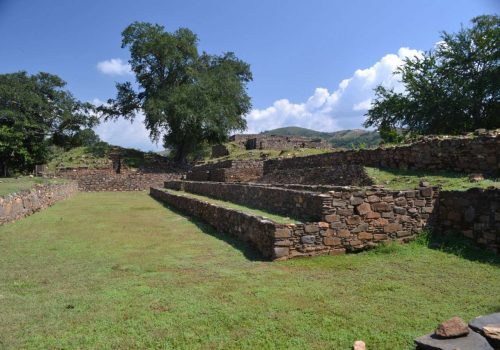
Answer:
0;177;66;196
0;192;498;349
165;188;300;224
366;167;500;191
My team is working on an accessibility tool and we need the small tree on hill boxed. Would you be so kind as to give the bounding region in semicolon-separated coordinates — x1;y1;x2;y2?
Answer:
99;22;253;163
364;15;500;141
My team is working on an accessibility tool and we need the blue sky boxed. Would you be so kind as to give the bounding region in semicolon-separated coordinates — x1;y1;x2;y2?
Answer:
0;0;498;150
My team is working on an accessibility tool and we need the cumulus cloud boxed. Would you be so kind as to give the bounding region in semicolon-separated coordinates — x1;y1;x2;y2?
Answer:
96;58;132;76
92;99;162;151
245;47;422;133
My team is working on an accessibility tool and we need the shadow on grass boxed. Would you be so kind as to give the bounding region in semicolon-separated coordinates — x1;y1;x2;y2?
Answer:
156;201;267;262
424;229;500;267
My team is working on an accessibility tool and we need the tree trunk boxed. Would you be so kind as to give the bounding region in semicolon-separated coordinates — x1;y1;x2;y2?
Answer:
174;143;188;164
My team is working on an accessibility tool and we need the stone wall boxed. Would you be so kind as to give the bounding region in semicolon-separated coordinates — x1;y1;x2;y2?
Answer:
156;181;438;259
164;180;330;221
186;160;263;183
437;188;500;253
211;144;229;158
229;134;331;150
264;133;500;176
258;164;373;186
246;135;330;150
57;168;182;191
0;181;78;224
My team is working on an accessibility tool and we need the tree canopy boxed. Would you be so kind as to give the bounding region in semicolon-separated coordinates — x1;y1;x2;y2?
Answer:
364;15;500;140
0;71;97;175
99;22;252;163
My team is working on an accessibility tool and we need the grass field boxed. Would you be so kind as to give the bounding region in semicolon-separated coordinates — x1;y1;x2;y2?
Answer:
0;192;498;349
0;177;66;196
165;188;300;224
366;167;500;191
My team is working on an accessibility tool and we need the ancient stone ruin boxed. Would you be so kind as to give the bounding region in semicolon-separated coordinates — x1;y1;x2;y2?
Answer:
152;131;500;259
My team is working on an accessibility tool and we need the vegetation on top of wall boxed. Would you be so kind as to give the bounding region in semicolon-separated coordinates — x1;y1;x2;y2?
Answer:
165;188;300;224
366;167;500;191
0;177;67;197
46;144;175;172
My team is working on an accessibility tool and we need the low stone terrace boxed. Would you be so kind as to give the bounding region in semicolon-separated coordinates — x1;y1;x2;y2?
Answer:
151;180;439;260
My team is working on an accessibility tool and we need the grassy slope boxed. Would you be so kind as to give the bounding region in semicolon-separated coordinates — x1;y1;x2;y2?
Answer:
165;189;300;224
0;177;66;196
46;144;171;171
210;141;332;162
0;192;499;349
366;167;500;191
262;127;381;148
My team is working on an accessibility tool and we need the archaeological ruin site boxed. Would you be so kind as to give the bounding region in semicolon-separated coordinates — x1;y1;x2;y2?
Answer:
2;8;499;349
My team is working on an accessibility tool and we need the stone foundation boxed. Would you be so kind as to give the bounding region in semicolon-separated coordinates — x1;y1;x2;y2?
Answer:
264;132;500;176
186;160;263;183
164;180;330;222
437;188;500;253
258;164;373;186
155;181;439;260
57;168;182;191
0;181;78;224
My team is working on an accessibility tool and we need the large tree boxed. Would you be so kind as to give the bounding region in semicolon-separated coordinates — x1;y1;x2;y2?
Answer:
0;71;97;175
100;22;252;163
364;15;500;139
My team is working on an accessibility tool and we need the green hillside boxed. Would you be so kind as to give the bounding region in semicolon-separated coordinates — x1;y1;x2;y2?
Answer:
262;126;381;148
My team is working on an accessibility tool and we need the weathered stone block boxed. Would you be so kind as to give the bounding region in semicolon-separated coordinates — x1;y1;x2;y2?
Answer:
372;202;391;212
384;223;402;233
346;215;361;225
304;224;318;233
358;232;373;240
366;211;381;219
356;202;371;215
274;228;291;238
324;214;339;222
337;229;351;238
350;196;364;205
367;195;380;203
420;187;433;197
274;247;289;259
301;235;316;244
324;237;341;246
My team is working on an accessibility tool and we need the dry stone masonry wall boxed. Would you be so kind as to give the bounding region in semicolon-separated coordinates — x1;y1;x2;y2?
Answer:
57;168;182;191
264;132;500;176
437;188;500;253
0;181;78;224
164;180;329;222
259;164;373;186
186;160;263;183
228;134;331;150
155;181;438;259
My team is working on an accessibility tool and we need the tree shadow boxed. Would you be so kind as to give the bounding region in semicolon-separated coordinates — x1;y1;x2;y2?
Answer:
155;200;268;262
424;228;500;267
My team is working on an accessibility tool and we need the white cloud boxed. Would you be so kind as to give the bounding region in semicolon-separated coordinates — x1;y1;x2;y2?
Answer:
96;58;132;76
245;47;422;133
92;98;162;152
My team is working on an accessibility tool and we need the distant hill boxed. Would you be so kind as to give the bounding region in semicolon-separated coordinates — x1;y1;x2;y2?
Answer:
261;127;381;148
